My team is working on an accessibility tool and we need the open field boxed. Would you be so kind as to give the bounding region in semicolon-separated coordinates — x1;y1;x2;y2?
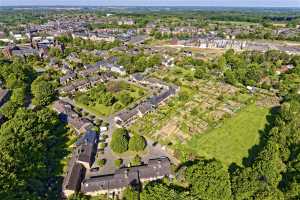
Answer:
177;103;269;166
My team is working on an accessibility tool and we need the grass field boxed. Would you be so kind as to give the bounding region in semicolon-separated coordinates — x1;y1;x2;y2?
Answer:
179;104;270;166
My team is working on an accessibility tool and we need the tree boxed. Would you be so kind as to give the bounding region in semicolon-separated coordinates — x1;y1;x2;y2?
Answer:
98;159;106;167
0;101;19;119
140;182;181;200
31;78;55;106
10;87;26;106
100;92;115;106
110;128;129;153
194;66;207;79
224;70;237;85
129;134;146;152
122;186;139;200
0;108;64;199
131;155;142;166
114;159;123;168
184;159;232;200
119;92;133;106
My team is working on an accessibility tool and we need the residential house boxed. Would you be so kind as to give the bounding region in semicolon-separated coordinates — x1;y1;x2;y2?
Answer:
114;102;153;127
118;18;135;26
76;130;98;169
60;72;77;85
2;45;39;59
81;157;173;196
53;100;92;133
63;130;98;197
149;86;178;107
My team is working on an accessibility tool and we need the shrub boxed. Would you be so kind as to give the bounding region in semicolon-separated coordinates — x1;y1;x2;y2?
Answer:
114;159;123;168
99;142;106;149
98;159;106;167
122;186;139;200
131;155;142;166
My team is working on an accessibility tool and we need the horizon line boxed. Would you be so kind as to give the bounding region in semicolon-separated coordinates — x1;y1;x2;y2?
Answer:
1;5;300;8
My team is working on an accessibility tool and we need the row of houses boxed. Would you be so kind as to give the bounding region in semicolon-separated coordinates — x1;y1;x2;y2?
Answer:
63;130;98;197
59;73;113;94
52;100;93;133
62;129;172;198
80;60;126;77
81;157;172;196
2;45;40;59
170;37;300;54
114;75;179;127
2;38;65;59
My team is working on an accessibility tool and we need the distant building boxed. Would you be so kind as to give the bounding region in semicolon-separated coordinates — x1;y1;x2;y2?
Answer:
118;18;135;26
2;46;39;59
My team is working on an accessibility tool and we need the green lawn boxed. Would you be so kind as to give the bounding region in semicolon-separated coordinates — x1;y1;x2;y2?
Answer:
76;101;113;116
75;81;146;117
179;104;270;166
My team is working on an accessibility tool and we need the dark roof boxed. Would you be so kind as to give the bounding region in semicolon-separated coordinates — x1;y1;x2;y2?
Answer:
137;102;153;115
115;108;138;123
150;88;174;106
53;100;92;133
76;130;98;166
60;72;76;84
131;73;144;81
82;170;139;192
63;162;84;191
81;157;172;193
76;130;98;146
79;66;99;77
77;143;96;165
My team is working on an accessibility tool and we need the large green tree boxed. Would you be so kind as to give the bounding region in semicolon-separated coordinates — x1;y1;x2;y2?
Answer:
140;182;182;200
31;78;55;106
185;159;232;200
110;128;129;153
0;108;66;199
128;134;146;152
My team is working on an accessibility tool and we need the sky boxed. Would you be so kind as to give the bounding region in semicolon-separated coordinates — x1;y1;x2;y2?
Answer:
1;0;300;7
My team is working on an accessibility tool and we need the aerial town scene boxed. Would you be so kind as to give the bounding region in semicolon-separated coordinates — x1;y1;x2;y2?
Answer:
0;0;300;199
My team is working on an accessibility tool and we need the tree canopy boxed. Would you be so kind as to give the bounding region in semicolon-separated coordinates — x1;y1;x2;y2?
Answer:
110;128;130;153
0;108;67;199
185;159;232;200
128;134;147;152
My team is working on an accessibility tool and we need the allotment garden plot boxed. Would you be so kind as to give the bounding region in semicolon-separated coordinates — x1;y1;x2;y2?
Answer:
130;79;252;144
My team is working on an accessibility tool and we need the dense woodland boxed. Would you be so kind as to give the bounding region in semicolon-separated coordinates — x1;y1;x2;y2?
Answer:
0;57;67;199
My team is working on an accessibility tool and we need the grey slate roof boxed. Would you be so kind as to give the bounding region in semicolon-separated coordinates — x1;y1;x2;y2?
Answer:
81;157;172;193
63;163;84;191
